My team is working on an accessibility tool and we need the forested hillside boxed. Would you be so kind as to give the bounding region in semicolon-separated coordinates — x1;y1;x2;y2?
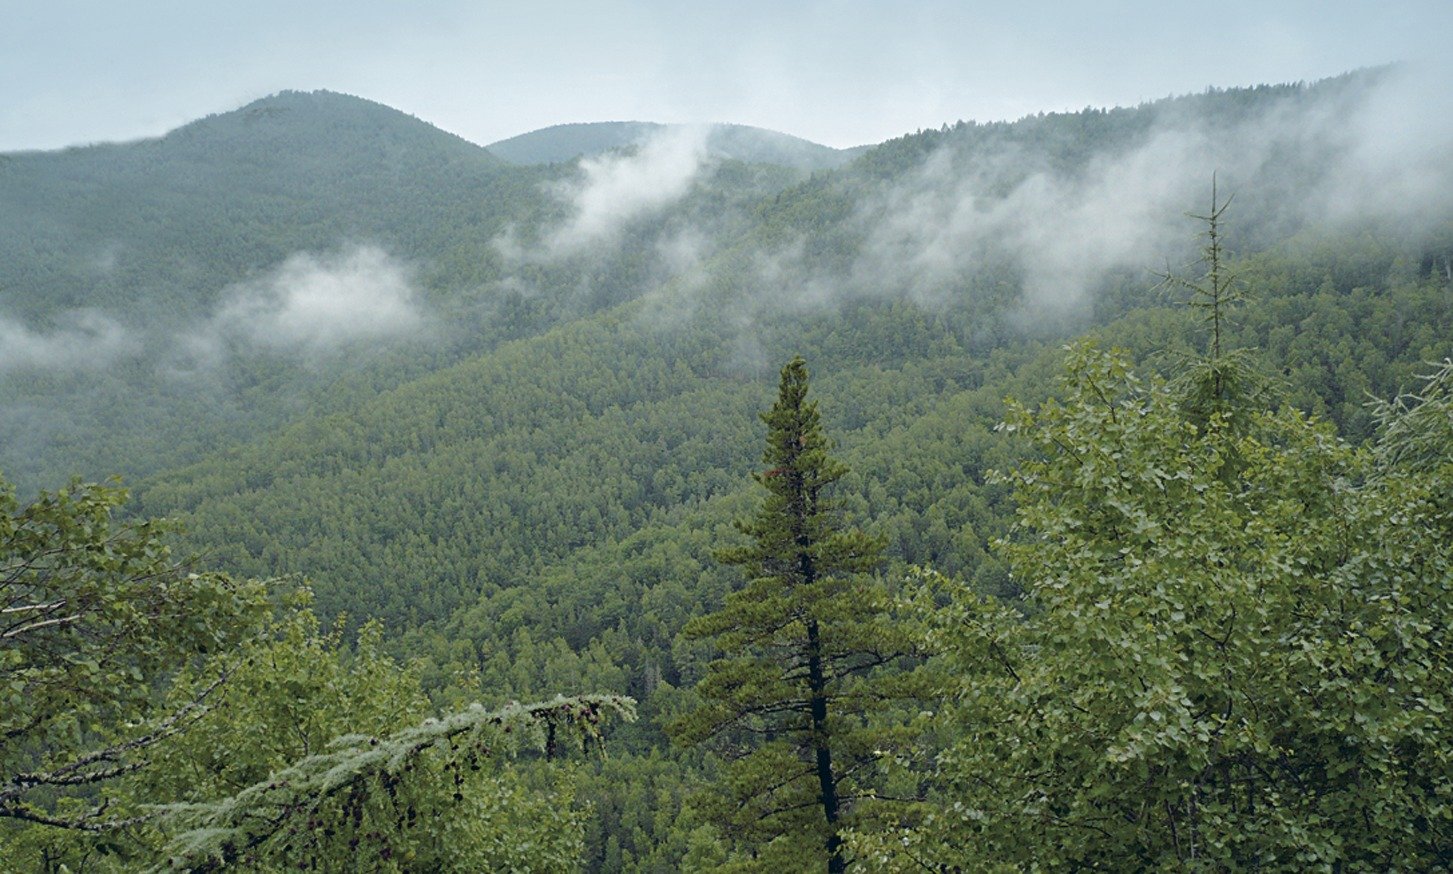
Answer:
0;91;804;491
3;69;1451;870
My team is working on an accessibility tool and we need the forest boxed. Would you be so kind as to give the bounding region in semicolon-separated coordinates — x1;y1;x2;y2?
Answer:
2;69;1451;871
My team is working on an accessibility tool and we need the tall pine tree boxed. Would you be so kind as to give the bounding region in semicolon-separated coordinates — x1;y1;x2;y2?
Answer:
673;356;913;872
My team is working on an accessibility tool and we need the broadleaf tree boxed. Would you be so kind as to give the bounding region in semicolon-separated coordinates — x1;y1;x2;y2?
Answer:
0;477;269;833
857;345;1453;871
0;477;637;872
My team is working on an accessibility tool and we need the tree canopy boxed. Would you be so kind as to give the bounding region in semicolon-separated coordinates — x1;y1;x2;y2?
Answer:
857;346;1453;870
0;478;268;832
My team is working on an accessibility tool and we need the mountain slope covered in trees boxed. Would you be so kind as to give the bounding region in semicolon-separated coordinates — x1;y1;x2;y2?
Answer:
0;91;806;491
2;69;1451;870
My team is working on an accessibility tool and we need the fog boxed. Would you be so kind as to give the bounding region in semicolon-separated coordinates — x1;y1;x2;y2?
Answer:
461;65;1424;377
208;245;425;352
515;126;714;261
0;310;134;373
0;246;425;378
660;65;1450;332
1310;63;1453;226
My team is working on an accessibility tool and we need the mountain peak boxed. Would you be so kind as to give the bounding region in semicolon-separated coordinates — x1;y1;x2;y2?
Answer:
486;120;860;170
161;89;492;162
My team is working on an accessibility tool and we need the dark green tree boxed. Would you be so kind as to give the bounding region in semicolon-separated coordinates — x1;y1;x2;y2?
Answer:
673;357;914;873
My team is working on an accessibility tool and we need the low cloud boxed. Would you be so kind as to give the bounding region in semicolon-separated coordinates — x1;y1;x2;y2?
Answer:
536;126;713;258
210;245;424;351
1310;62;1453;228
0;246;424;376
821;66;1453;317
0;310;134;372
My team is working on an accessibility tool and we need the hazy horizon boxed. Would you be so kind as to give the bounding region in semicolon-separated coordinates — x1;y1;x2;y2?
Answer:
5;1;1450;154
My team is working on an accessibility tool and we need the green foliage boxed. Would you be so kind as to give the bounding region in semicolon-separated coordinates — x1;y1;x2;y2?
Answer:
3;591;429;870
0;473;634;871
135;597;431;806
865;345;1453;870
0;476;269;831
673;357;921;871
113;232;1448;869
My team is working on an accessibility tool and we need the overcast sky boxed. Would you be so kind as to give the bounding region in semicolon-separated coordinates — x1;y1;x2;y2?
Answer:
2;1;1447;153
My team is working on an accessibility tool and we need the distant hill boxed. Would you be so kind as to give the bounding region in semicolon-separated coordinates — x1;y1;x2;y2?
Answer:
0;90;515;320
487;121;863;170
0;91;807;492
166;89;496;169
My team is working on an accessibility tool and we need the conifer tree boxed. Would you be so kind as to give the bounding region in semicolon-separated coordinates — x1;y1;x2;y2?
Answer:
673;357;912;873
1159;176;1268;421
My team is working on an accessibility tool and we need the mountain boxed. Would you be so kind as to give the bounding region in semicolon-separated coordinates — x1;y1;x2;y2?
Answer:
119;72;1453;630
0;90;539;491
4;70;1446;497
0;91;801;491
5;71;1453;871
487;120;861;169
0;89;513;320
486;121;662;164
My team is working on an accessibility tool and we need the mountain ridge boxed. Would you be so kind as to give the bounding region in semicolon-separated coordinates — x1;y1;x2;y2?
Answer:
486;120;864;170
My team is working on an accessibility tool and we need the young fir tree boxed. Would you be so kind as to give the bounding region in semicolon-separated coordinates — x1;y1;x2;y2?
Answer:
1159;176;1268;423
673;356;914;873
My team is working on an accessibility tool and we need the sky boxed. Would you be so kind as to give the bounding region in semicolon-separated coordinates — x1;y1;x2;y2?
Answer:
2;1;1448;153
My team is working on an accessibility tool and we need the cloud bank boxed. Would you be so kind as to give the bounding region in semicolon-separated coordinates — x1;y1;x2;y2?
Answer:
209;245;425;351
730;65;1453;323
519;126;714;260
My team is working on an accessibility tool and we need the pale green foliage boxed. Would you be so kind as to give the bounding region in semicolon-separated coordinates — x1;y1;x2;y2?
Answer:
4;575;635;872
157;694;634;871
138;603;633;870
854;344;1447;865
858;345;1453;871
1368;358;1453;472
136;597;430;807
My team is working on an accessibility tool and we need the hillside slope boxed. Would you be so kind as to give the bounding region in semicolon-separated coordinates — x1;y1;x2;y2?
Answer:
0;92;805;490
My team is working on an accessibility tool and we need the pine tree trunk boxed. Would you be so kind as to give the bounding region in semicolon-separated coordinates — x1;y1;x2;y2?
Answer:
807;617;844;873
796;464;843;873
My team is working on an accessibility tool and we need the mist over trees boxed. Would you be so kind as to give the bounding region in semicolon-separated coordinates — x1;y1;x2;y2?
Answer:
1;70;1451;870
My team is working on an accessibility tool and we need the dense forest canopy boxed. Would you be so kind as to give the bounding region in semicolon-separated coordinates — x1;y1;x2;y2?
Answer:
1;68;1450;870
